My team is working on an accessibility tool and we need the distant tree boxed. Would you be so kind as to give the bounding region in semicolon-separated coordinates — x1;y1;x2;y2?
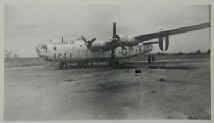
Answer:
196;50;201;54
5;50;12;59
156;52;163;55
157;52;161;55
14;53;19;58
207;49;210;54
188;52;194;55
177;52;183;55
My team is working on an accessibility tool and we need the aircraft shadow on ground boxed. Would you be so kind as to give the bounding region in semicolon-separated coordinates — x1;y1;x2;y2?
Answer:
56;63;197;70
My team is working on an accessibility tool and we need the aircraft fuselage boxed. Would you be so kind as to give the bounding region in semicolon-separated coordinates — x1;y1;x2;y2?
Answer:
37;40;152;64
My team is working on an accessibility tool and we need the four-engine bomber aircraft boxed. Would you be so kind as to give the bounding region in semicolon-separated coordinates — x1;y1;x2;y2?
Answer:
36;22;210;69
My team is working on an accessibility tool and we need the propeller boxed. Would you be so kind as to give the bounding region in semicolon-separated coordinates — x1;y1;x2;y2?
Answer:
81;35;96;48
110;22;120;59
80;23;121;63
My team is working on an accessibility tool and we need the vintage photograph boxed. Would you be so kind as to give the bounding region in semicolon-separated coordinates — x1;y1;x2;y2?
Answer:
4;0;211;120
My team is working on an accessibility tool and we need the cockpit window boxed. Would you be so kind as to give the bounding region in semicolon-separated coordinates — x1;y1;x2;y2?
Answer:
41;45;47;49
41;44;47;52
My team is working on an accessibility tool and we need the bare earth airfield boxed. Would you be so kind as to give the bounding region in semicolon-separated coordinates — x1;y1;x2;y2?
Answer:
4;53;210;120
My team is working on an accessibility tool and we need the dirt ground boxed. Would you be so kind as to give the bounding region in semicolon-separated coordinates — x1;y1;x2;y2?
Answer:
4;54;211;120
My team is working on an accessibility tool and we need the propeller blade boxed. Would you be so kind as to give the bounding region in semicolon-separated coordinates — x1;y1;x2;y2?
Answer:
81;35;87;42
61;36;64;43
90;37;96;42
113;22;117;38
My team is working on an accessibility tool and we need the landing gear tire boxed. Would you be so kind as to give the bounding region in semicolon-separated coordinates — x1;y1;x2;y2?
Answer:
59;61;68;69
148;54;152;64
147;54;155;64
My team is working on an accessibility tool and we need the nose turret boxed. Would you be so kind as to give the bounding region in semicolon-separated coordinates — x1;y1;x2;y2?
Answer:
35;44;47;57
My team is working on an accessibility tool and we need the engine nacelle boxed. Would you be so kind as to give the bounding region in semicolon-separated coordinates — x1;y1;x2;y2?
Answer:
158;35;169;51
119;35;136;42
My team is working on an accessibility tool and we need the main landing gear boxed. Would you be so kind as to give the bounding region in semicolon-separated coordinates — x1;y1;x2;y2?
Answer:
147;54;155;64
59;61;68;69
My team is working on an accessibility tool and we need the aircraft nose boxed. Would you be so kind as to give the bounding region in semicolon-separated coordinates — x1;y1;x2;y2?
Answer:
35;44;48;57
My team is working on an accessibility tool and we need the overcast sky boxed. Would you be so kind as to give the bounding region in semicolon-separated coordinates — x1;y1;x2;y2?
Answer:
5;0;210;57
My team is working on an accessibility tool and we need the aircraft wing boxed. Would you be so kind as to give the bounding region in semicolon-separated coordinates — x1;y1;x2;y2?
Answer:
89;22;210;52
134;22;210;41
133;22;210;51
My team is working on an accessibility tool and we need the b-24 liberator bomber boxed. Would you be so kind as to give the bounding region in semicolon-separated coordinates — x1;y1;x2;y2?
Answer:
36;22;210;68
